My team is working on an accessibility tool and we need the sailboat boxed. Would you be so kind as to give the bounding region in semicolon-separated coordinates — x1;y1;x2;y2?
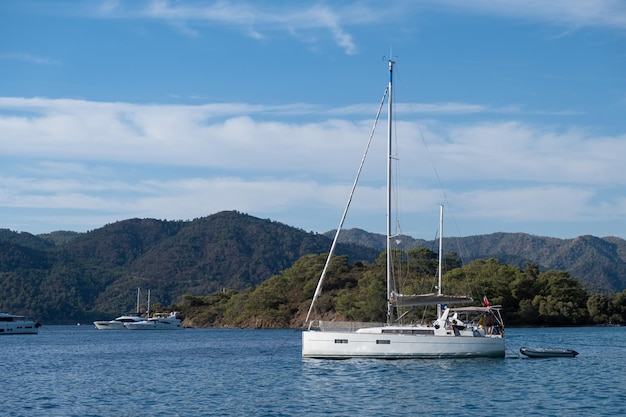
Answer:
124;289;184;330
301;60;505;359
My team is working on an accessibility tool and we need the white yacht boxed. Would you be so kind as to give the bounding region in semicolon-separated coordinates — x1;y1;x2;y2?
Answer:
124;312;183;330
0;312;40;335
93;315;145;330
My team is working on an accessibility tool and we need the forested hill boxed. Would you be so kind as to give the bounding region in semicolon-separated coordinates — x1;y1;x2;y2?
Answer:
1;210;625;324
327;229;626;294
0;211;378;323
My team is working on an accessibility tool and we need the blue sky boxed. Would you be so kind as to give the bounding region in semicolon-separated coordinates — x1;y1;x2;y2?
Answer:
1;0;625;240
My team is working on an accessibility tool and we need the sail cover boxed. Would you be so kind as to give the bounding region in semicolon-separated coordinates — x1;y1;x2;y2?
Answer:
391;292;473;307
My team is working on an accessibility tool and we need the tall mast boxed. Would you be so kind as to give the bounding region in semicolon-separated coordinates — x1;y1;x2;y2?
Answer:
437;204;444;318
136;288;141;315
303;69;389;326
386;59;394;325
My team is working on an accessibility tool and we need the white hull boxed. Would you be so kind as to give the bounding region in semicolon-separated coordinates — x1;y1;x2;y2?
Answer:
93;321;128;330
0;322;39;335
124;323;182;330
93;315;145;330
0;313;39;335
302;330;504;359
124;315;183;330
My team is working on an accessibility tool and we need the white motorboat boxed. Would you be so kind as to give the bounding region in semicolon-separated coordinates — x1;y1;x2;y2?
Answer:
0;312;41;335
302;60;505;359
124;312;183;330
93;315;145;330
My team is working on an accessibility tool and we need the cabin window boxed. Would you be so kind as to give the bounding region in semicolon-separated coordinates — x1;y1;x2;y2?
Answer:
334;339;348;344
382;329;434;335
376;340;391;344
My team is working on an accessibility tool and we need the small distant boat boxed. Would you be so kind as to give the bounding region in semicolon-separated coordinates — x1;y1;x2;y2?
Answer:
94;288;146;330
520;347;579;358
124;312;183;330
94;315;145;330
95;288;184;331
0;312;41;335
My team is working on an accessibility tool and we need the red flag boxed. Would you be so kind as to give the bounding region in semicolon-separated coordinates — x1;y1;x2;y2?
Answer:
482;295;490;307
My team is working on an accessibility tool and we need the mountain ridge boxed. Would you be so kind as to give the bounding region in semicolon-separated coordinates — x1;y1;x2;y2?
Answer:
1;210;625;323
327;228;626;294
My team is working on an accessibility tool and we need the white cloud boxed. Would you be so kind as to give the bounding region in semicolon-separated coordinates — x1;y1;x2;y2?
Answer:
394;119;626;187
0;53;60;65
2;97;623;185
426;0;626;30
90;0;361;54
85;0;626;56
20;0;625;61
455;186;596;221
1;96;625;236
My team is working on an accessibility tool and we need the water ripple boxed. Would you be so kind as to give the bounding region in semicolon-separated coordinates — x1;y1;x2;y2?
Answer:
2;326;625;416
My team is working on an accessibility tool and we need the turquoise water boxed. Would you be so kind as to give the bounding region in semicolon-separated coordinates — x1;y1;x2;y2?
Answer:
2;326;625;416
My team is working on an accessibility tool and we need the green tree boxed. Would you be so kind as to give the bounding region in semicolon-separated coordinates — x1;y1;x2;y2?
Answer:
586;294;611;324
610;290;626;323
533;270;589;324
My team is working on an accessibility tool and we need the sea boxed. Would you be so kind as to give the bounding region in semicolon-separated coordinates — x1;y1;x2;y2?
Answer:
2;325;625;417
